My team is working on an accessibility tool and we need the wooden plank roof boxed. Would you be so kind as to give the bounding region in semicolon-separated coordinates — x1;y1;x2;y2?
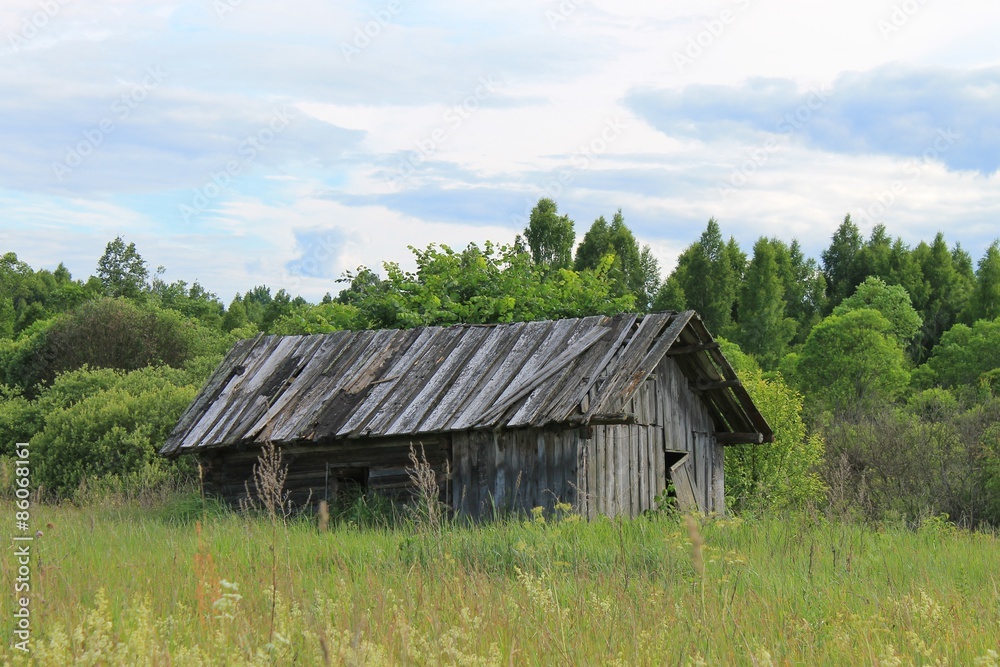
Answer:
160;311;774;457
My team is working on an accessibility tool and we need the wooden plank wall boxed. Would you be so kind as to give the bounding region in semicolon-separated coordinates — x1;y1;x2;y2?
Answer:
452;427;582;520
577;422;666;519
656;356;722;513
199;437;451;508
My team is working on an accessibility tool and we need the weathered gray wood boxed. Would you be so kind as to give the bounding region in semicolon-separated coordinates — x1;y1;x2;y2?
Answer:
586;430;597;520
653;423;666;500
593;427;605;516
600;311;695;418
474;318;577;426
627;426;637;516
181;335;283;449
536;431;548;509
716;432;765;445
553;430;567;506
199;335;302;446
165;333;264;455
422;326;515;432
565;330;637;423
613;427;625;516
362;328;465;436
247;335;341;441
712;439;725;515
383;327;491;435
670;455;698;512
273;329;382;441
639;425;648;512
335;328;435;437
487;321;612;427
585;313;670;419
513;316;610;417
448;322;542;431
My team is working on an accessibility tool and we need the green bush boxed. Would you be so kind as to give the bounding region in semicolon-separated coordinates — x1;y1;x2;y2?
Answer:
1;298;230;392
914;317;1000;390
718;339;826;513
0;385;42;457
32;365;198;498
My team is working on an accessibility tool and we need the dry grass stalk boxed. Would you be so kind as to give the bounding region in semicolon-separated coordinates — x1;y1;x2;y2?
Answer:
236;441;293;644
406;442;448;532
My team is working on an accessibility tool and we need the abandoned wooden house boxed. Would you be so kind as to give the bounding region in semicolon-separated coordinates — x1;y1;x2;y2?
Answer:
160;311;773;518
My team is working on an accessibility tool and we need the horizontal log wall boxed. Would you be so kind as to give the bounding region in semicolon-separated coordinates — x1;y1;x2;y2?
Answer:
198;436;451;509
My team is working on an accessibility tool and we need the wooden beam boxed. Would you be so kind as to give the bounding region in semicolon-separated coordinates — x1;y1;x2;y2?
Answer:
666;342;720;356
588;413;636;425
714;432;765;445
694;379;741;391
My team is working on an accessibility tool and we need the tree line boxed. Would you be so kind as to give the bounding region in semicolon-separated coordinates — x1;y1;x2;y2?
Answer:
1;200;998;525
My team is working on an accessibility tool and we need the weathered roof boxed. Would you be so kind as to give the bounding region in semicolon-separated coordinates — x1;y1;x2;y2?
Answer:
161;311;773;457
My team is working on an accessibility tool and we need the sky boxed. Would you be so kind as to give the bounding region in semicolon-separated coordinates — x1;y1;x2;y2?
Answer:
2;0;999;303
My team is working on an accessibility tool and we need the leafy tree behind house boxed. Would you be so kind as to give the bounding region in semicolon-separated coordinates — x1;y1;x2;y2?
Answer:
523;198;575;270
97;236;149;299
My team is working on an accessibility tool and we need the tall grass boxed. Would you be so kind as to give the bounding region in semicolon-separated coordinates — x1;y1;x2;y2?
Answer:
1;499;998;665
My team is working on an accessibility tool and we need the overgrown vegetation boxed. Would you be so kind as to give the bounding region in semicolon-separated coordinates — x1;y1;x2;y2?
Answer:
1;501;998;665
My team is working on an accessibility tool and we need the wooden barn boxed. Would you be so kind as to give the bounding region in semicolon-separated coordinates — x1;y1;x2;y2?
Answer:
160;311;773;518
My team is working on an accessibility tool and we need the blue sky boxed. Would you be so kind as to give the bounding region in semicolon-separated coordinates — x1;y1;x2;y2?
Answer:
2;0;999;302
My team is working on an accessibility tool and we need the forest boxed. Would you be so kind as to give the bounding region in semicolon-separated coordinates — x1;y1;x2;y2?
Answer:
1;198;999;526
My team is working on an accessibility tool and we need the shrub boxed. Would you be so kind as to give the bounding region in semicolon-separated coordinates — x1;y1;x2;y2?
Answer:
1;298;229;391
718;339;826;513
33;365;198;498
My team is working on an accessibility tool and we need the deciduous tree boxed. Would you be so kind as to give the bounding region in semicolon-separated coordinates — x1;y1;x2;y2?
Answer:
97;236;149;299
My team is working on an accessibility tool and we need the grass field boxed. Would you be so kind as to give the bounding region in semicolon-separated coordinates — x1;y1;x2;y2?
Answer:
1;497;999;666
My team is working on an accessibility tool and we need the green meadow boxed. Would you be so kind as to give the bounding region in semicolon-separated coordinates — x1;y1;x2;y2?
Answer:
2;498;998;666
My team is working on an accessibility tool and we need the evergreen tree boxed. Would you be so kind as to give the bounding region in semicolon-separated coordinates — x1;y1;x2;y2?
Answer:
775;239;826;344
966;240;1000;322
732;237;797;369
574;216;610;271
652;274;686;312
636;245;661;311
671;219;743;334
576;210;659;309
912;233;974;360
821;214;863;310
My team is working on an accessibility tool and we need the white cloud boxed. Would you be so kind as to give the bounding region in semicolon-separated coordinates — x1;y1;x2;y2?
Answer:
2;0;999;301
